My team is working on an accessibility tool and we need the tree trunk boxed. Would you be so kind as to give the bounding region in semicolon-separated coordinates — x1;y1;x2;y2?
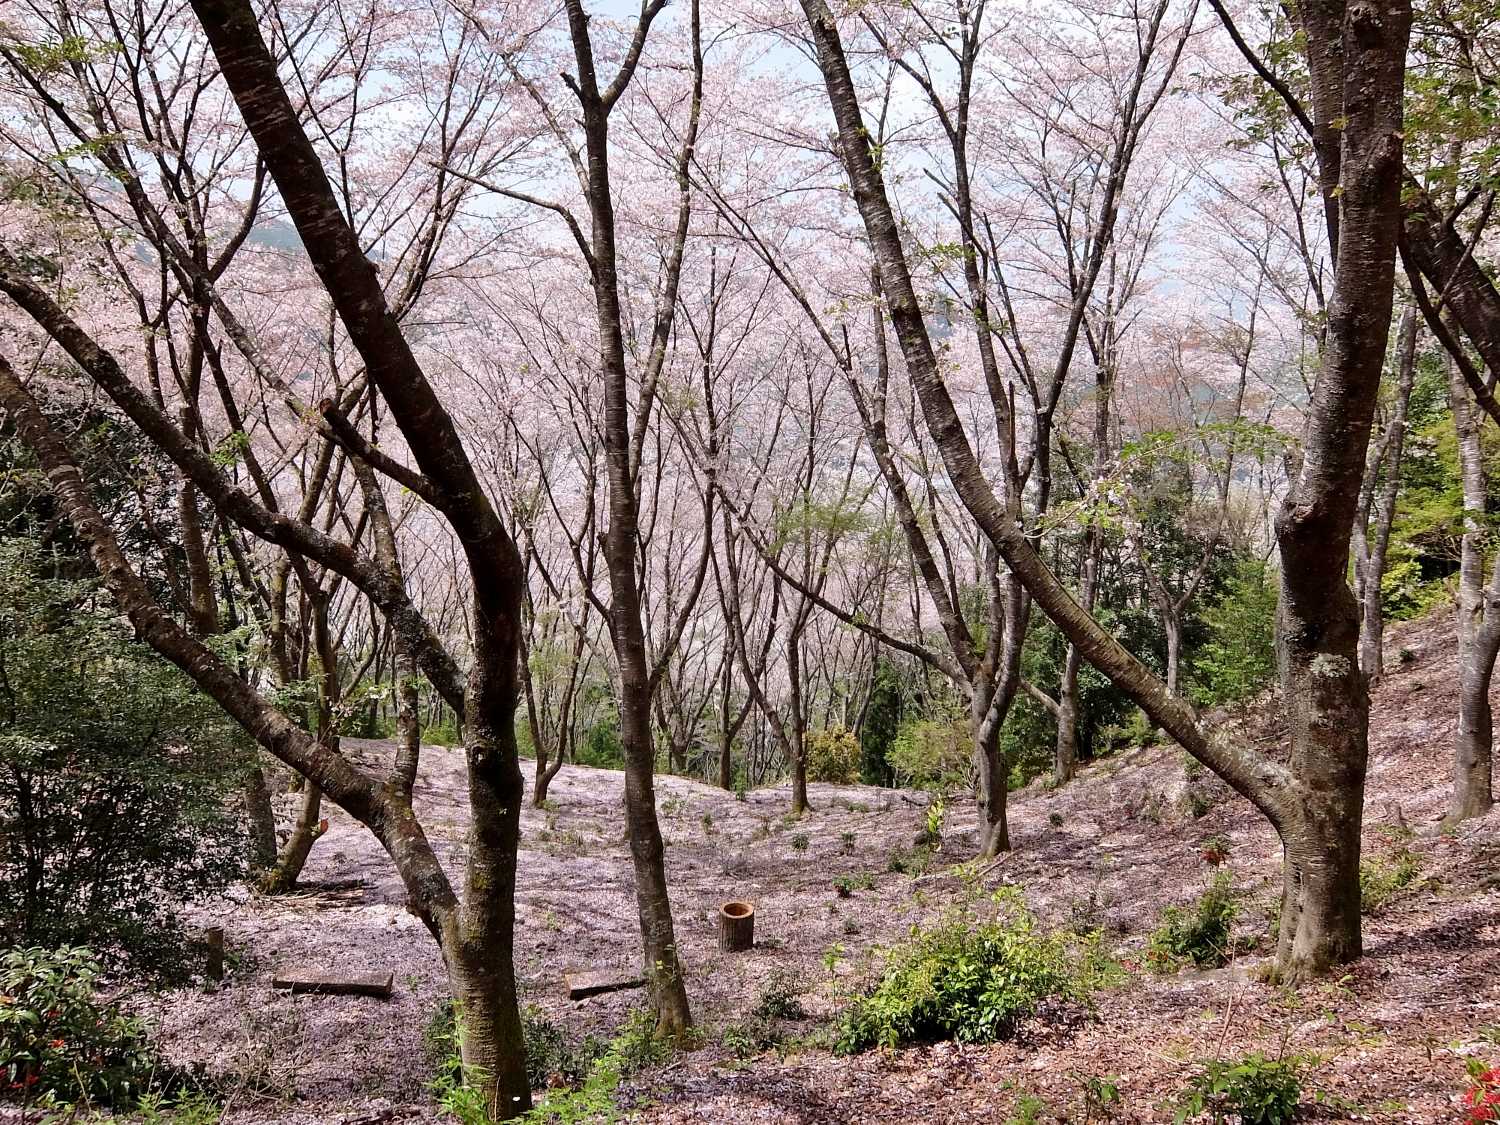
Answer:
562;0;697;1039
1055;647;1082;784
1354;305;1418;680
790;748;809;816
260;783;323;892
1447;356;1499;822
974;705;1009;856
1275;810;1363;973
1057;442;1107;782
798;0;1410;983
244;760;278;871
447;707;530;1118
1164;613;1182;699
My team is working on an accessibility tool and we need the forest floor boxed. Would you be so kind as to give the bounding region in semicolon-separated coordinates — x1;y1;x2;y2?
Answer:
120;610;1500;1122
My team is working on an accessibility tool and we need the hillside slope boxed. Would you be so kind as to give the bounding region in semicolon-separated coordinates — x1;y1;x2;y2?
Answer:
131;607;1498;1124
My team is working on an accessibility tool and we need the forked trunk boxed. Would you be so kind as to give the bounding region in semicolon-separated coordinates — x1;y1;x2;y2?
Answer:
532;751;565;808
260;782;323;892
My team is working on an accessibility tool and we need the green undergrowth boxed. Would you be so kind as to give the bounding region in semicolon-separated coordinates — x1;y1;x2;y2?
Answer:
833;885;1121;1053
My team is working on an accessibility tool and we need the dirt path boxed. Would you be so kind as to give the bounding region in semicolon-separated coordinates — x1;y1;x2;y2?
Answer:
144;611;1500;1123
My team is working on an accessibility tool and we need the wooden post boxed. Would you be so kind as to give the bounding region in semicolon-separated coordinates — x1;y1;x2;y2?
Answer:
205;926;225;982
718;900;754;952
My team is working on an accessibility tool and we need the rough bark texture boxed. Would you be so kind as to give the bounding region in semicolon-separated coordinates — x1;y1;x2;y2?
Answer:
1446;356;1500;822
1269;0;1411;978
560;0;699;1037
243;762;279;871
800;0;1410;979
182;0;533;1109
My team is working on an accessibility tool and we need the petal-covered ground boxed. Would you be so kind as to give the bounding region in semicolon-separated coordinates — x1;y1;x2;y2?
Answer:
123;609;1500;1123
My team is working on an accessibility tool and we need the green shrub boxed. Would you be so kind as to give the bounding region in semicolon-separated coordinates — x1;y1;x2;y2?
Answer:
521;1010;667;1125
833;889;1104;1053
887;715;971;792
721;1018;780;1060
1078;1072;1123;1120
752;973;806;1022
1147;872;1237;970
834;872;876;897
805;727;859;784
1005;1089;1051;1124
1189;559;1277;707
1360;841;1421;914
1172;1052;1303;1124
428;1004;657;1124
791;833;810;853
576;718;625;769
422;720;463;747
859;662;905;786
0;945;163;1108
0;542;246;978
887;842;935;876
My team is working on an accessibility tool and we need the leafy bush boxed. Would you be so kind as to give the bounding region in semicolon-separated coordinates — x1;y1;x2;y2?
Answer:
1172;1052;1303;1124
833;889;1105;1053
1147;872;1237;970
1190;559;1277;707
887;842;935;876
575;717;625;769
834;872;875;897
0;541;246;977
1359;842;1421;914
859;662;905;786
721;1018;781;1060
0;946;162;1108
521;1010;667;1125
805;727;859;784
887;715;972;792
1462;1059;1500;1124
1077;1072;1123;1120
752;973;806;1021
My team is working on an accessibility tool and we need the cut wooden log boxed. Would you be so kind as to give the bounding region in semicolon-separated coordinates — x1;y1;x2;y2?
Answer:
204;926;225;982
271;969;393;998
718;900;755;952
565;969;646;1001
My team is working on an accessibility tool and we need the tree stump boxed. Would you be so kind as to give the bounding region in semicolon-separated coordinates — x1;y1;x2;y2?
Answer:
718;900;754;952
204;926;225;981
